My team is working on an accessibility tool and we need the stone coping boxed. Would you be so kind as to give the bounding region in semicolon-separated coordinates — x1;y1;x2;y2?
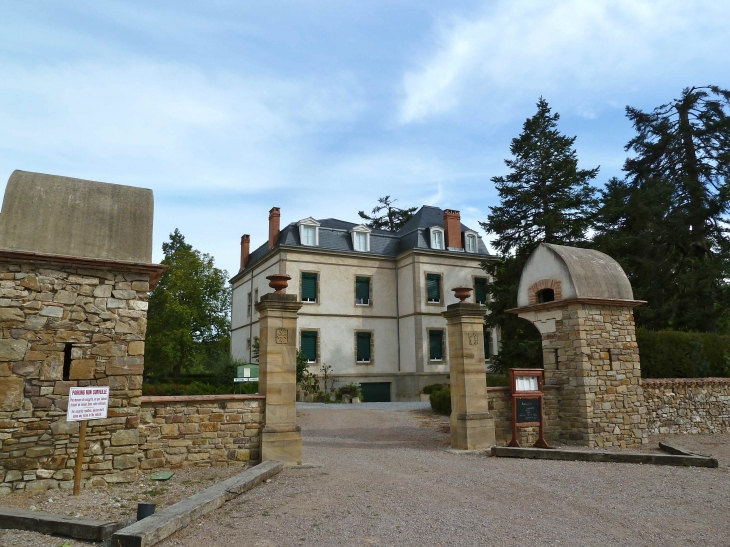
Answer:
506;297;646;314
0;248;167;288
141;394;265;404
642;377;730;387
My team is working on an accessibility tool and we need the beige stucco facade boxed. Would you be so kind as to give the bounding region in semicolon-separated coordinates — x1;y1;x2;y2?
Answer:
231;247;498;401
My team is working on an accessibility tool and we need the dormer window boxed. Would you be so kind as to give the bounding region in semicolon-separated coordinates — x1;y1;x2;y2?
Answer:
350;225;371;252
297;218;320;246
430;227;444;250
464;231;478;253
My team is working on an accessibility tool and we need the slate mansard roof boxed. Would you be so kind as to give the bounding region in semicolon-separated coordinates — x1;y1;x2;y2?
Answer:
237;205;493;278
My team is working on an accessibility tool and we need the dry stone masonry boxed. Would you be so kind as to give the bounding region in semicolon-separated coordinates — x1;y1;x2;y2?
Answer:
0;259;155;493
643;378;730;435
138;395;264;468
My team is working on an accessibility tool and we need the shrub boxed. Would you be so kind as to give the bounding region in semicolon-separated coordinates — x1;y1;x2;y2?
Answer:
486;374;510;387
422;383;448;395
637;329;730;378
429;387;451;415
142;381;259;396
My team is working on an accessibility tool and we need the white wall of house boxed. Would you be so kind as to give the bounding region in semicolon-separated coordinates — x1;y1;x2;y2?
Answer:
231;246;495;400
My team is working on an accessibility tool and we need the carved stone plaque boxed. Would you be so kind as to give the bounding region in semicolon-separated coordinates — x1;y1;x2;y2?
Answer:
467;332;480;346
276;329;288;344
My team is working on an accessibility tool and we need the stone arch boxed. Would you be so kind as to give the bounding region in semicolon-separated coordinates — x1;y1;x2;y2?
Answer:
509;243;648;448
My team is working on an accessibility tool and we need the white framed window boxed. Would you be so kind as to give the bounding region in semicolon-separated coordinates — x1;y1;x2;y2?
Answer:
464;231;478;253
350;224;371;252
429;227;444;250
297;218;320;246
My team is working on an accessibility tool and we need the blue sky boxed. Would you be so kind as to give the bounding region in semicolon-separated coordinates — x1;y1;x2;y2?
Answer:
2;1;729;277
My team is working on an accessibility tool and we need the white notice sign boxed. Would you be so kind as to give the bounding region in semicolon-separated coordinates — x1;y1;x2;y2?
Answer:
515;376;539;392
67;386;110;422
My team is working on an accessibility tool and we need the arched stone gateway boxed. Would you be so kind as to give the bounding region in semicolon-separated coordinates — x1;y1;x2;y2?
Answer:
509;243;649;448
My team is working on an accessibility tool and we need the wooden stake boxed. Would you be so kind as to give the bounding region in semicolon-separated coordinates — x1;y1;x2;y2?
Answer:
73;420;87;496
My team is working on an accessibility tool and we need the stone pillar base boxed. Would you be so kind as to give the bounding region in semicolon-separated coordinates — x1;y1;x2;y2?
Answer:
451;412;496;450
261;426;302;465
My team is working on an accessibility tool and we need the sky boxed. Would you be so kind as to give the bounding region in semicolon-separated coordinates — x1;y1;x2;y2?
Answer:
1;1;729;277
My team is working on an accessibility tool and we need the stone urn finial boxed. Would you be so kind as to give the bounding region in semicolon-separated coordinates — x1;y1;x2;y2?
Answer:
266;274;291;293
452;286;473;302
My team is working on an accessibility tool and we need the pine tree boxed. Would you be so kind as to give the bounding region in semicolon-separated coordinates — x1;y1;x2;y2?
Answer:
481;98;599;372
358;196;417;231
594;86;730;332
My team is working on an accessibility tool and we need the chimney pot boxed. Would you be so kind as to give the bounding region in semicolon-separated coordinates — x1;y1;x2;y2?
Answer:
268;207;281;250
443;209;462;250
240;234;250;270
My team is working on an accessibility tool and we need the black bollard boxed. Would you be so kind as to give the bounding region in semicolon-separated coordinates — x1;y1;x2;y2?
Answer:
137;503;156;521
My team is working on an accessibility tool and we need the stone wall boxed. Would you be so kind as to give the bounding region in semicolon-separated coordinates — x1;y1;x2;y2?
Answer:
536;303;647;448
643;378;730;435
139;395;264;469
0;259;152;493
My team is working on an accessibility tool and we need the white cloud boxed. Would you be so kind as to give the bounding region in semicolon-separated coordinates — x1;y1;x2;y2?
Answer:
0;61;363;193
399;0;730;124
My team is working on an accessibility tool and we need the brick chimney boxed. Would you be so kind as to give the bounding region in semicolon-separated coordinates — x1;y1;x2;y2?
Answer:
240;234;250;270
268;207;281;250
443;209;462;250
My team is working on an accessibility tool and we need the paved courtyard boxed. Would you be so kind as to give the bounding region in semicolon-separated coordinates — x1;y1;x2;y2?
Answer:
158;404;730;547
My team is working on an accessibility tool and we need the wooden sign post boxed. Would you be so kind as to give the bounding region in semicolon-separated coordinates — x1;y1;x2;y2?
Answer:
67;386;110;495
508;369;553;449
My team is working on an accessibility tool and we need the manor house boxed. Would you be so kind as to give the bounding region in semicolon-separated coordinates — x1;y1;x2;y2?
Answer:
230;206;497;401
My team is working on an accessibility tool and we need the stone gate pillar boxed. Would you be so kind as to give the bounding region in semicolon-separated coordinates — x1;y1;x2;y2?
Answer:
256;291;303;465
443;300;496;449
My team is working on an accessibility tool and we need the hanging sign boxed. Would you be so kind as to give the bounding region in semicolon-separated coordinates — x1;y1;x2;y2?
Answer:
67;386;110;421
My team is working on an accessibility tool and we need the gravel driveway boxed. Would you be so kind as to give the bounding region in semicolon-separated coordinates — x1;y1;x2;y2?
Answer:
156;404;730;547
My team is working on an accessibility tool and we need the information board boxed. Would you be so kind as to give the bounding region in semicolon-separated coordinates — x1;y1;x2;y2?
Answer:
515;397;541;424
67;386;110;422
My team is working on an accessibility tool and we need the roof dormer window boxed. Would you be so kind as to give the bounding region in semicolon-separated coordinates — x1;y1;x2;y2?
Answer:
297;218;320;246
464;231;478;253
429;227;444;250
350;224;371;252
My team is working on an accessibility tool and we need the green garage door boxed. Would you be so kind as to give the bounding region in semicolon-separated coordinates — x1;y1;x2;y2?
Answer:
360;382;391;403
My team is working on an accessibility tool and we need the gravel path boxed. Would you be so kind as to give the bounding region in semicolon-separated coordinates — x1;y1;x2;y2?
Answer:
154;406;730;547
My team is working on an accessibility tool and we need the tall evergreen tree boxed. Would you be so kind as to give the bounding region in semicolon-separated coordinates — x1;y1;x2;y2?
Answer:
358;196;417;231
481;98;599;372
146;229;231;378
594;86;730;332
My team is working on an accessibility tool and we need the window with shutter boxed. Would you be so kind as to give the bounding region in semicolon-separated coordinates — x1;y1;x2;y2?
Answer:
474;278;488;305
355;276;370;305
301;272;318;302
429;330;443;361
301;331;317;362
426;273;441;303
356;332;371;362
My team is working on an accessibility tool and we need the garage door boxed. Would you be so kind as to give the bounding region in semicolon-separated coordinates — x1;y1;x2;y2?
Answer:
360;382;391;403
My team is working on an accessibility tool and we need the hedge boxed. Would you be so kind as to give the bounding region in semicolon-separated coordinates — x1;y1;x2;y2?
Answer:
429;387;451;415
637;329;730;378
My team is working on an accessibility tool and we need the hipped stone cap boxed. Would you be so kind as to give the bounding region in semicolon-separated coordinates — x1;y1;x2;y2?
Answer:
0;170;154;263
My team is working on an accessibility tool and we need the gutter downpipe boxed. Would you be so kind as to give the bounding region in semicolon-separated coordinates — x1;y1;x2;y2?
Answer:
395;257;401;372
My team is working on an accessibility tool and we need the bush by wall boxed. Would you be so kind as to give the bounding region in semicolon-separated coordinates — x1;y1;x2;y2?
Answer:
429;387;451;415
637;329;730;378
142;381;259;396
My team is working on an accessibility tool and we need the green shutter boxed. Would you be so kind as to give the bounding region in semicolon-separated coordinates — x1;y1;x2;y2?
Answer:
356;332;371;362
302;272;317;302
429;330;443;361
484;328;491;359
301;331;317;362
426;274;440;302
355;277;370;303
475;278;487;305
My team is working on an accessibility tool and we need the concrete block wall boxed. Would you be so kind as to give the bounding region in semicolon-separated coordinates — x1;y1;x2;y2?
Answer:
643;378;730;435
138;395;264;469
0;261;149;493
